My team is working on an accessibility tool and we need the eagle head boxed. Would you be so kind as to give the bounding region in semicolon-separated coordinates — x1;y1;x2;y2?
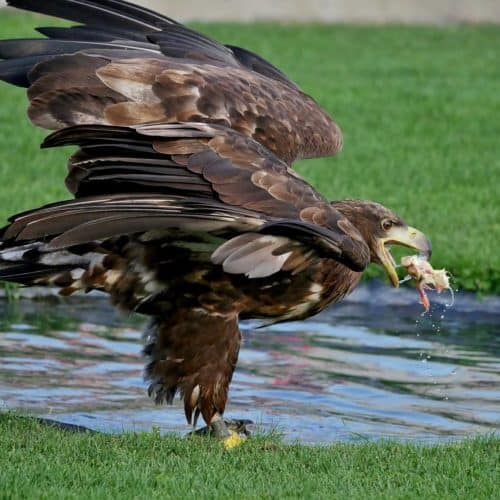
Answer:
331;200;432;287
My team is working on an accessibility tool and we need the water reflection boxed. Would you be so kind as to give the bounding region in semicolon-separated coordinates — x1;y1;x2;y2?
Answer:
0;284;498;443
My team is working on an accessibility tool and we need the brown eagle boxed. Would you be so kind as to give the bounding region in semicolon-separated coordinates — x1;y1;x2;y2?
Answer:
0;0;431;440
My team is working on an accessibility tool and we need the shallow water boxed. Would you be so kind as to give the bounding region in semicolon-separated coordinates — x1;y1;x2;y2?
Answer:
0;283;499;443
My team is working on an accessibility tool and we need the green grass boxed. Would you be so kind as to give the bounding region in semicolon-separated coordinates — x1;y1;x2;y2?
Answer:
1;415;498;499
0;13;499;292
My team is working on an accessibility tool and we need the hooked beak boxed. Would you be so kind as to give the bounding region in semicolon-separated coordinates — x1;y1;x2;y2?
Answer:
376;226;432;287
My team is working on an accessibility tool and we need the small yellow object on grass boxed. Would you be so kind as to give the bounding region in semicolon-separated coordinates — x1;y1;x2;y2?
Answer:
223;430;245;449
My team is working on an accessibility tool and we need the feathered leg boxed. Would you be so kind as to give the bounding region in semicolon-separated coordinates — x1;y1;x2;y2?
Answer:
144;308;247;445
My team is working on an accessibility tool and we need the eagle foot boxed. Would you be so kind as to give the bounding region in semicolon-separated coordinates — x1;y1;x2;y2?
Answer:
189;418;254;439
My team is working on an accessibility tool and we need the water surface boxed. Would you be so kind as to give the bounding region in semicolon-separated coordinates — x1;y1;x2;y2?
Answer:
1;283;498;443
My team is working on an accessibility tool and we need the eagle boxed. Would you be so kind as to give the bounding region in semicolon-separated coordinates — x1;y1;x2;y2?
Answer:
0;0;431;442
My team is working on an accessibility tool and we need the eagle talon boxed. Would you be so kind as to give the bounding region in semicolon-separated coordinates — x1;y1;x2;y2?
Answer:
224;418;254;436
188;418;254;438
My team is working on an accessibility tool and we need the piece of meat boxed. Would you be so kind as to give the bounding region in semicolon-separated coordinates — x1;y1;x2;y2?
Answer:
401;255;451;312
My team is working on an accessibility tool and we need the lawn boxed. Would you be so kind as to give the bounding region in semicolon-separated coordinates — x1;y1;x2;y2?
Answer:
0;13;499;292
1;414;498;499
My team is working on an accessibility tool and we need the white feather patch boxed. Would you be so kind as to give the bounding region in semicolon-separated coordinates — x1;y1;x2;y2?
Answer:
212;233;293;279
245;252;292;279
96;65;161;104
0;243;41;261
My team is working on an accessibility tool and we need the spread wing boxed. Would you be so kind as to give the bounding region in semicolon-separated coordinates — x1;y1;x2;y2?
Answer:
0;123;369;292
0;122;368;316
42;122;369;270
0;0;342;164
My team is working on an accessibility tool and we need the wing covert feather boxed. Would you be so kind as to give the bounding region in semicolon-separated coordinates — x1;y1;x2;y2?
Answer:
1;0;343;163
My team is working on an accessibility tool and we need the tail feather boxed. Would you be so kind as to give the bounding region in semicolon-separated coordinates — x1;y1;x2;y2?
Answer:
0;240;89;288
0;260;77;287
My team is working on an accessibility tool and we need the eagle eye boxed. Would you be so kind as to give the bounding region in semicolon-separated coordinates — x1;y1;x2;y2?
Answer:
381;219;393;231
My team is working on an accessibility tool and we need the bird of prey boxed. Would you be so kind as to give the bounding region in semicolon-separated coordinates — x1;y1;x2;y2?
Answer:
0;0;431;442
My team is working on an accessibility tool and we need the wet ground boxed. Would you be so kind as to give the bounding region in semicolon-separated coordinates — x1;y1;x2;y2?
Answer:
0;282;498;443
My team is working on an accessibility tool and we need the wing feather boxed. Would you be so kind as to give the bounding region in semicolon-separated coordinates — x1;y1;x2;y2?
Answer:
40;123;369;271
1;0;342;163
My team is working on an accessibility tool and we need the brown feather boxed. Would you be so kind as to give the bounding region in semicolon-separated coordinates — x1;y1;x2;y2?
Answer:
39;123;369;270
104;102;167;125
21;51;342;163
145;311;241;425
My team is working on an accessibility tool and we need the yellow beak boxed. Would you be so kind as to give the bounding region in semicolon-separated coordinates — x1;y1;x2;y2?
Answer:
376;226;432;287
